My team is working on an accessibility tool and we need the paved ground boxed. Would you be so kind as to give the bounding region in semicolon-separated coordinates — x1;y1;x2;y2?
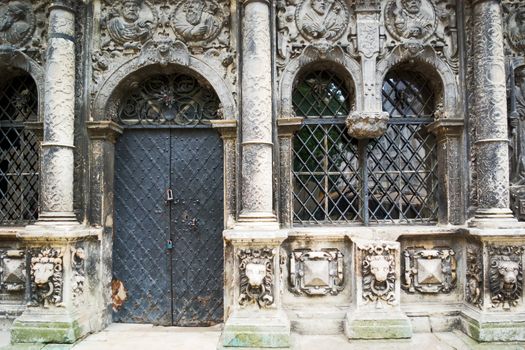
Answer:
1;324;525;349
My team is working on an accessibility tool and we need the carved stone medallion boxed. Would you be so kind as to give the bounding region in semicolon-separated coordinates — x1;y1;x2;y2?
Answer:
508;7;525;52
0;1;36;48
384;0;437;42
402;247;456;294
238;248;274;308
295;0;349;41
466;245;483;309
172;0;226;44
102;0;157;50
489;245;524;310
30;248;64;308
289;249;344;296
362;243;396;306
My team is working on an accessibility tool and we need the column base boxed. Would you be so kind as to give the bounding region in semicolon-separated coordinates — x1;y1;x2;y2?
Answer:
36;211;79;223
11;309;82;344
469;208;520;228
344;309;412;340
461;307;525;342
220;309;291;349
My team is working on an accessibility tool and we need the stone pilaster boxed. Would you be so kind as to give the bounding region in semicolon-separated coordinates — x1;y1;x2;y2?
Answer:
428;119;465;225
238;0;275;224
471;0;516;225
38;0;77;223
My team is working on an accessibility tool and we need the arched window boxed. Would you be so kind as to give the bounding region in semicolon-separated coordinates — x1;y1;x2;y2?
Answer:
0;72;39;224
291;67;438;225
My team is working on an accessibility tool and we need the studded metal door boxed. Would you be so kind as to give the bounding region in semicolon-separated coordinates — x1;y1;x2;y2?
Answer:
113;127;224;326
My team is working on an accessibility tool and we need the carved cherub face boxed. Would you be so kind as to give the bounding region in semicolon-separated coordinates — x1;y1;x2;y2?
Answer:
186;0;205;25
498;260;519;285
122;0;141;23
401;0;422;15
245;262;266;287
33;261;55;285
369;255;390;283
311;0;327;16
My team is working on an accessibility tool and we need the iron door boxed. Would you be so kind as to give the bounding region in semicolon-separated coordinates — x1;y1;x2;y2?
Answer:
113;127;224;326
170;129;224;326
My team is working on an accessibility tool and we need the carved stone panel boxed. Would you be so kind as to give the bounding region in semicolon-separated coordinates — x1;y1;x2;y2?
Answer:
402;247;456;294
295;0;349;42
489;245;524;310
0;0;36;48
384;0;437;42
71;247;86;306
171;0;227;45
361;243;397;306
0;249;26;302
238;248;274;308
30;248;64;308
466;244;483;309
289;249;344;296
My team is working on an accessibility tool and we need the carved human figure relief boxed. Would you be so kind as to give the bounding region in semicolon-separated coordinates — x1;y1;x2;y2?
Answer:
296;0;349;41
103;0;156;49
172;0;225;43
0;1;35;47
385;0;437;42
508;7;525;52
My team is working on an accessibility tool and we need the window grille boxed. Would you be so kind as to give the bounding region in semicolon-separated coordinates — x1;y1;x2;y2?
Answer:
292;69;438;225
118;73;221;126
0;74;39;224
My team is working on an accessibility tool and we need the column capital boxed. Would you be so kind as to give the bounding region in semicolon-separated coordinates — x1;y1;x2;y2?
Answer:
86;121;123;144
210;119;238;140
277;117;303;137
50;0;77;12
471;0;502;6
427;119;464;140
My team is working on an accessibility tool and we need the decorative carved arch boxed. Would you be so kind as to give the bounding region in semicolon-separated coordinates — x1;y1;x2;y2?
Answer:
92;47;236;123
377;46;460;118
0;50;45;121
279;45;362;118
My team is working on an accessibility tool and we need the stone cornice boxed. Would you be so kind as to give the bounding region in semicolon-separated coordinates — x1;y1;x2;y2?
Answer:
86;121;123;144
210;119;237;139
277;117;303;137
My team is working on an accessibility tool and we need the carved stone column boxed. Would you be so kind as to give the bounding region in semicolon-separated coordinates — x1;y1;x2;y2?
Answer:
471;0;516;224
238;0;276;224
37;0;77;223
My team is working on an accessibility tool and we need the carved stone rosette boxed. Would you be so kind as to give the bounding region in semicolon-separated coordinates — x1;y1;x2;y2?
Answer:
466;244;484;309
238;248;275;308
402;247;457;294
289;249;344;296
361;243;397;306
29;248;64;308
488;245;524;310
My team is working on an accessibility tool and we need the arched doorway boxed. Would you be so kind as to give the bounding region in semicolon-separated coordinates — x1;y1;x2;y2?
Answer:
112;72;224;326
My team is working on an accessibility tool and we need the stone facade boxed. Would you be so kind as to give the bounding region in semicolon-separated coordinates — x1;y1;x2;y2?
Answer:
0;0;524;348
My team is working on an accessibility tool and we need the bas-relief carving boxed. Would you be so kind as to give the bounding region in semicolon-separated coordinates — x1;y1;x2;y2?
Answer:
30;248;64;308
289;249;344;296
296;0;349;41
384;0;436;42
71;247;86;305
0;250;26;301
361;243;396;307
489;245;524;310
466;245;483;309
402;247;456;294
506;5;525;54
0;0;35;47
172;0;226;44
238;248;274;308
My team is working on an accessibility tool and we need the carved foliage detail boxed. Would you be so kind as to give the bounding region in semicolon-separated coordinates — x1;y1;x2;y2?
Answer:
489;245;524;310
466;244;483;309
289;249;344;296
71;247;86;305
361;243;396;306
402;247;456;294
238;248;274;308
30;248;64;308
0;249;26;298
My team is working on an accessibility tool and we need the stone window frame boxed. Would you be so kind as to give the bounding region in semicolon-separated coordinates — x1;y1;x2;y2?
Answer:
278;46;464;227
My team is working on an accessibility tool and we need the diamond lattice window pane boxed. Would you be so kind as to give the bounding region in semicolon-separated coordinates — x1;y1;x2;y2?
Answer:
0;74;39;225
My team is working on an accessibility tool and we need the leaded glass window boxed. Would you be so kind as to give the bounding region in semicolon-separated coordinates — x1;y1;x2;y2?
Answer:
118;73;221;126
0;73;39;224
292;69;438;225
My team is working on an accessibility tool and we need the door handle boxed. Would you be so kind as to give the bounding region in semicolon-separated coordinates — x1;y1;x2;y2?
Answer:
166;188;173;203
